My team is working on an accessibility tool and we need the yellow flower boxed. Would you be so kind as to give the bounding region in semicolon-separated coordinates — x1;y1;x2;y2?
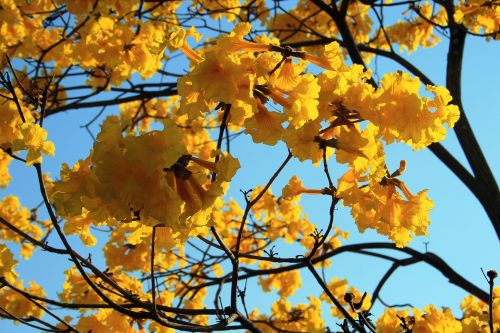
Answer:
63;211;98;247
270;73;320;128
76;309;138;333
258;262;302;298
0;195;43;259
0;149;12;188
376;308;410;333
454;0;499;38
317;64;375;121
261;297;325;333
11;123;55;166
244;99;285;145
283;120;332;164
193;0;242;22
281;175;324;200
337;163;433;247
0;244;18;283
369;72;459;149
413;305;462;332
268;59;304;91
187;50;256;106
52;116;239;248
460;287;500;332
159;26;203;62
0;281;46;320
371;2;447;53
320;277;371;319
217;22;270;53
304;42;343;71
60;266;145;305
182;287;208;325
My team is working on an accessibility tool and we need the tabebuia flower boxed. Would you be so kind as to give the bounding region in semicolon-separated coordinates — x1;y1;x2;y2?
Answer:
376;305;463;332
0;89;54;167
11;123;55;166
0;244;18;283
337;161;434;247
364;71;460;149
0;150;12;188
0;195;43;259
50;116;239;246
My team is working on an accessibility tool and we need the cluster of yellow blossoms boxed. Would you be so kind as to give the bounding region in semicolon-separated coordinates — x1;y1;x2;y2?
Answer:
0;0;183;86
0;242;47;323
0;150;11;188
42;16;461;277
454;0;500;39
50;116;240;248
172;21;459;247
372;2;448;53
0;195;44;258
247;286;500;332
337;164;434;248
376;289;500;333
460;287;500;332
268;0;372;47
0;88;55;169
251;296;325;333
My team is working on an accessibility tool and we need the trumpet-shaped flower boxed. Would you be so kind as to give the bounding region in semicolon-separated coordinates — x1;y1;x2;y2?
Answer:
51;116;239;247
367;72;459;149
0;150;12;187
337;164;433;247
0;244;18;283
11;123;55;166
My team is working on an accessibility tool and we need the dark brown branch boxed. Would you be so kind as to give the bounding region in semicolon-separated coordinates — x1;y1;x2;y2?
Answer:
191;243;488;303
369;257;419;311
442;0;500;239
46;88;178;116
306;260;365;332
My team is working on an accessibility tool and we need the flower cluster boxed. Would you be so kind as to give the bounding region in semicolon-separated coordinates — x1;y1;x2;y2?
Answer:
51;116;239;248
338;162;433;248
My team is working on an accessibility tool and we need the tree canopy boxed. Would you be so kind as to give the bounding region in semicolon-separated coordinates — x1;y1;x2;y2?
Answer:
0;0;498;332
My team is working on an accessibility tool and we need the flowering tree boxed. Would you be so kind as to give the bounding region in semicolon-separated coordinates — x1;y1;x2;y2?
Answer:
0;0;498;332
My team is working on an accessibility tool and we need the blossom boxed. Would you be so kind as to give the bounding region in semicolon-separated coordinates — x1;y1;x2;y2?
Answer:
0;281;46;320
317;64;375;121
63;211;99;247
270;73;320;128
367;71;459;149
304;42;343;71
187;50;256;107
281;175;325;200
454;0;499;39
244;99;285;145
337;162;434;247
217;22;270;53
251;297;325;333
0;150;12;188
283;120;326;163
371;2;448;53
319;277;371;319
0;244;18;283
376;308;410;333
0;195;43;259
192;0;242;22
11;123;55;166
51;116;239;248
460;287;500;332
413;305;462;332
258;263;302;298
